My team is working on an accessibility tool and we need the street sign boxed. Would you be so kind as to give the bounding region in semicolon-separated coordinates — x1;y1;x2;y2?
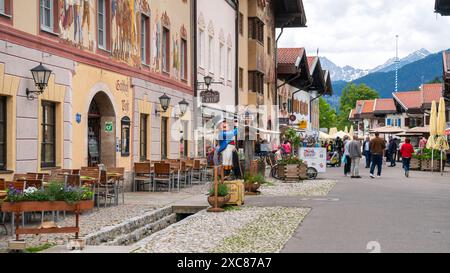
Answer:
105;122;113;133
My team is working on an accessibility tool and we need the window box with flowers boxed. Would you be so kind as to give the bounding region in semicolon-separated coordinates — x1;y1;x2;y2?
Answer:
1;182;94;240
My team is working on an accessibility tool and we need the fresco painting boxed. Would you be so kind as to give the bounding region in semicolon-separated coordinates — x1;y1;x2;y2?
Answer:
59;0;95;51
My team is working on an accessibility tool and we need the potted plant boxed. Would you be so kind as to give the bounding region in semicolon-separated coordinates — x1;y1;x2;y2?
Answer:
244;173;266;193
410;153;421;170
277;156;308;181
419;149;445;172
207;183;231;208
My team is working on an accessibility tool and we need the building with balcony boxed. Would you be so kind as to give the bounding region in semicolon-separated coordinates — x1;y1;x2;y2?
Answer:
0;0;194;184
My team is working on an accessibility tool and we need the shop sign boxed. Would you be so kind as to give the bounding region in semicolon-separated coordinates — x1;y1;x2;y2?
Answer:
279;118;289;125
75;113;82;124
200;90;220;104
116;80;129;95
105;122;113;133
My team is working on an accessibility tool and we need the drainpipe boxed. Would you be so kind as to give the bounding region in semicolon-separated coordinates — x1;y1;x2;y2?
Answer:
193;0;199;156
235;0;239;107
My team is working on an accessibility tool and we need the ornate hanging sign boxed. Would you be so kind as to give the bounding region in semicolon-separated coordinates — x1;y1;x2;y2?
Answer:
200;89;220;104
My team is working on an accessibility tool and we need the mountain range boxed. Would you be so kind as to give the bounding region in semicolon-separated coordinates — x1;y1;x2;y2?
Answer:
321;48;445;110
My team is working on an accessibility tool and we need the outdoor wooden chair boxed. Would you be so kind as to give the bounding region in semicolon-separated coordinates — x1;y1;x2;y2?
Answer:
134;162;152;192
191;160;204;184
65;174;81;188
153;163;173;192
108;167;125;205
179;161;191;188
96;171;117;208
13;173;29;181
24;179;43;189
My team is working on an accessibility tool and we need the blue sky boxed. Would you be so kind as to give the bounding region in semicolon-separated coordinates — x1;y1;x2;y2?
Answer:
278;0;450;69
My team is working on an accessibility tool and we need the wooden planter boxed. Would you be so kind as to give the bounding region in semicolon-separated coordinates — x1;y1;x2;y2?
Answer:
277;163;308;182
420;159;442;172
410;157;421;170
1;200;94;241
207;194;231;208
244;183;261;193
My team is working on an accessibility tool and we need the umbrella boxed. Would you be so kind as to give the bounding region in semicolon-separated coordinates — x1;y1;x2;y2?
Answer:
319;131;331;140
329;127;338;136
344;126;349;134
435;97;449;175
331;131;351;139
426;101;437;149
370;126;405;134
349;126;354;140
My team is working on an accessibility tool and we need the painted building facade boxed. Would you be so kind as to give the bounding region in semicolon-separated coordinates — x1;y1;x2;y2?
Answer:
0;0;193;185
194;0;237;157
237;0;307;144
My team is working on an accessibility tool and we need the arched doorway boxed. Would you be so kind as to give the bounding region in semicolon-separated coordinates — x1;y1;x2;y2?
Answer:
88;92;116;167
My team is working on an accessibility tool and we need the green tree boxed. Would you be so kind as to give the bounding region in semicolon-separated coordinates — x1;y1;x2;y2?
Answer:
319;97;338;129
426;76;443;84
338;83;379;130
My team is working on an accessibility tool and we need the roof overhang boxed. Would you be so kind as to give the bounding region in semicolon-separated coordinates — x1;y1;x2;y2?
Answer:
435;0;450;15
323;70;333;96
275;0;307;28
307;58;326;94
277;50;312;89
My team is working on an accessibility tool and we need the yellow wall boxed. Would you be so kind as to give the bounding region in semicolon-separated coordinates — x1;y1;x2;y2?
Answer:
238;0;249;106
0;63;19;181
71;63;133;171
13;0;38;35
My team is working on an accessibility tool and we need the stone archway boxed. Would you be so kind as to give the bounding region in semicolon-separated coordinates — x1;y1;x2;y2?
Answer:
87;91;116;167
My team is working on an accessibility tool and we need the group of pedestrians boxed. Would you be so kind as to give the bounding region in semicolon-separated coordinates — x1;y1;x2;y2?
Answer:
342;132;415;179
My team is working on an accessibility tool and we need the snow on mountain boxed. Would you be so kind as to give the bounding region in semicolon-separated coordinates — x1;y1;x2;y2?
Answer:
319;57;369;82
369;48;431;73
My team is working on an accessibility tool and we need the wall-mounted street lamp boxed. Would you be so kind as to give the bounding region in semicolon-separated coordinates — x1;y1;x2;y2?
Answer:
177;99;189;118
26;62;52;100
155;93;171;115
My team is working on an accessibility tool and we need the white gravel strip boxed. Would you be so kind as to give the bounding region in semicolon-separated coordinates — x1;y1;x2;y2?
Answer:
261;179;336;197
0;204;156;250
212;207;310;253
133;207;310;253
133;207;265;253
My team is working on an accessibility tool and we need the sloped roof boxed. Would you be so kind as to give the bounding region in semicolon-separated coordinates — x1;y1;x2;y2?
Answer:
393;91;423;110
374;98;396;113
278;48;305;65
361;100;375;114
435;0;450;15
307;57;316;72
422;83;443;104
275;0;307;28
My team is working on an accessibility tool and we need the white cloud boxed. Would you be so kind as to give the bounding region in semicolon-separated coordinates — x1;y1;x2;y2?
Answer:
278;0;450;69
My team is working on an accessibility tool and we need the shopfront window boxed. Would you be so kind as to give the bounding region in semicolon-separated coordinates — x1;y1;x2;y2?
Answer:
121;116;130;157
41;101;56;168
140;114;148;161
0;96;6;170
161;117;168;159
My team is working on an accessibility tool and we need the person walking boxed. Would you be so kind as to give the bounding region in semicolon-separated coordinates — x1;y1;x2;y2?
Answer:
369;132;386;178
400;139;415;178
348;138;362;178
343;136;352;176
388;137;398;167
363;136;371;168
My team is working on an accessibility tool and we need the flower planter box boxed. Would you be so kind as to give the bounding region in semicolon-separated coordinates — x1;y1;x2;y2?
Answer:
410;157;421;170
277;163;308;182
207;194;231;208
1;200;94;241
420;159;442;172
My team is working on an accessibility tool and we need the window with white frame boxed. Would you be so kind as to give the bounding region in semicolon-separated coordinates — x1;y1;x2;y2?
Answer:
97;0;106;49
141;14;150;65
208;35;214;74
199;29;205;67
227;48;231;81
40;0;54;32
0;0;5;14
219;43;224;78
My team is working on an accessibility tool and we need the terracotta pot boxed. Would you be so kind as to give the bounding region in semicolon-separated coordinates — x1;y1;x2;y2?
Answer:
207;194;231;208
244;183;261;192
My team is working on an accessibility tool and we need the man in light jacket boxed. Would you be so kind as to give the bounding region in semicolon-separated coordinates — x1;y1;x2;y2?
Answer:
348;138;362;178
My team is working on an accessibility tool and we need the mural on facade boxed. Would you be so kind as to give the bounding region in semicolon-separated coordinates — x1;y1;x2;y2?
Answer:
59;0;95;50
57;0;188;79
